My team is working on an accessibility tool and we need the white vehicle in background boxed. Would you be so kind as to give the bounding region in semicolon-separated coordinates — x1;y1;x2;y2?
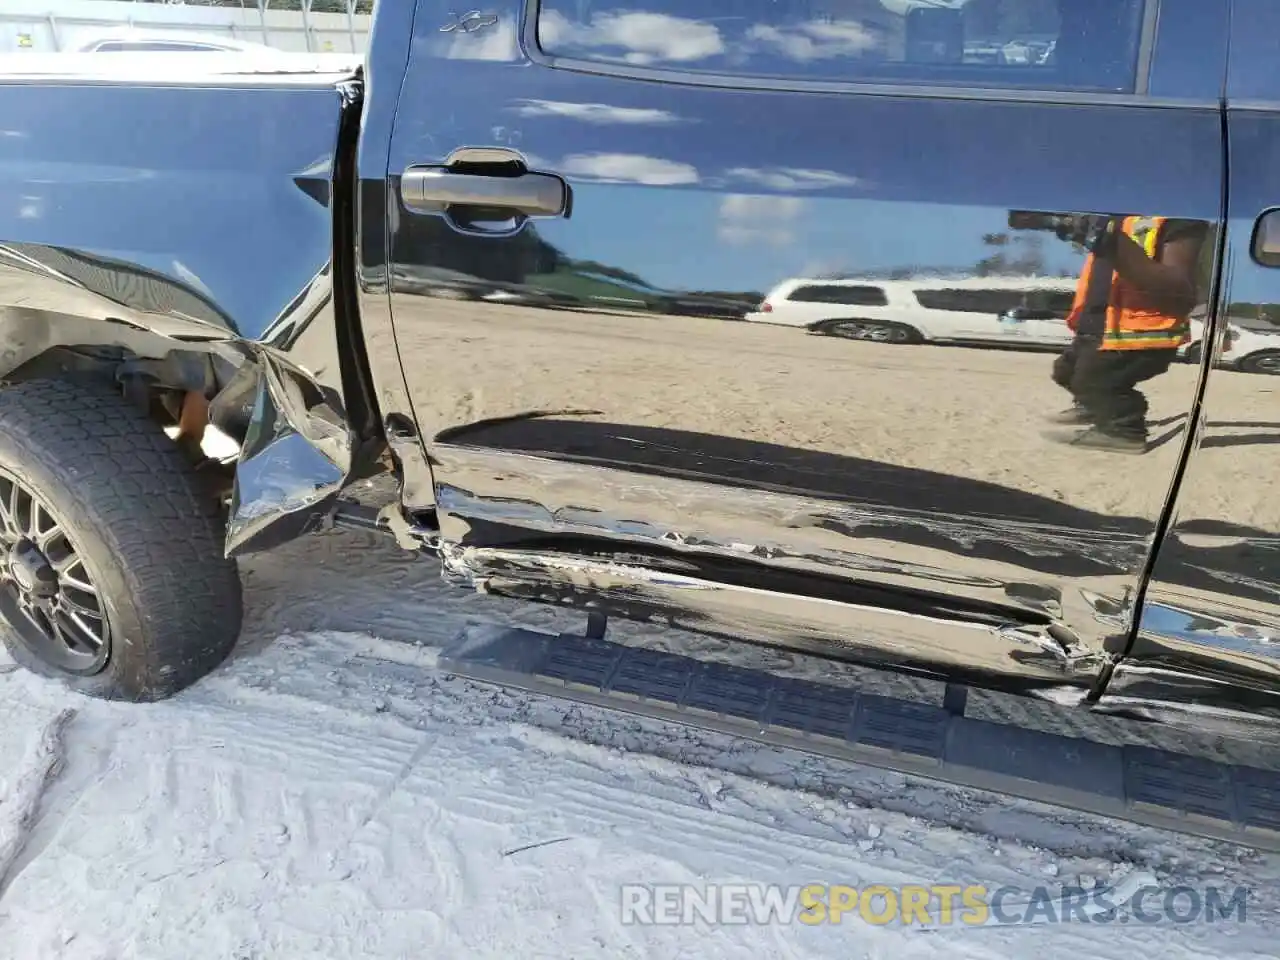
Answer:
67;30;287;56
745;276;1078;348
1182;317;1280;374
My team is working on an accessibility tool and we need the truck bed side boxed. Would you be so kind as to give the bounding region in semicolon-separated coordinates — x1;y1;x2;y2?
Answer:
0;59;375;555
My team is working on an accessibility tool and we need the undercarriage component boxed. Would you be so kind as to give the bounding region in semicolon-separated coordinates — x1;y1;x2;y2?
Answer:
327;498;439;551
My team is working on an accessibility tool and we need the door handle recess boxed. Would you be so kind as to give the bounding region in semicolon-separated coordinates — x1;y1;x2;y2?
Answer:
401;166;568;218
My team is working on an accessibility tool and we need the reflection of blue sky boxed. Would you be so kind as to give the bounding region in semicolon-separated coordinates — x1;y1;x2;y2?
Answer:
1140;602;1280;655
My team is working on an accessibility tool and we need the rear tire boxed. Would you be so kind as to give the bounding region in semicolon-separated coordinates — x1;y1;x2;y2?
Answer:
0;378;242;701
1239;350;1280;376
812;319;921;344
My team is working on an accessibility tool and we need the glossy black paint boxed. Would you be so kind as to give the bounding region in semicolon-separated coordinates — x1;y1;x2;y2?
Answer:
536;0;1150;94
1144;0;1229;101
1226;0;1280;103
382;0;1228;700
1117;106;1280;728
9;0;1280;737
355;0;436;514
0;60;374;556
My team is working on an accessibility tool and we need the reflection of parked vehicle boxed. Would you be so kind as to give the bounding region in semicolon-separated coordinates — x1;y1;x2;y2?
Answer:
964;41;1006;64
746;277;1075;348
1181;318;1280;374
68;31;286;56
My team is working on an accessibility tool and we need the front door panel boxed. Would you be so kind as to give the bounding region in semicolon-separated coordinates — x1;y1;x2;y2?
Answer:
387;0;1224;696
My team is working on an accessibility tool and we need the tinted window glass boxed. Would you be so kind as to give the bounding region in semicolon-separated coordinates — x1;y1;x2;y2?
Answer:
788;284;888;305
537;0;1148;93
1024;289;1075;314
915;288;1031;313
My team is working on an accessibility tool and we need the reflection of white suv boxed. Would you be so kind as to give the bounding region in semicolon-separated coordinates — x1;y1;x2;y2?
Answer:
69;31;286;56
745;277;1077;348
1183;318;1280;374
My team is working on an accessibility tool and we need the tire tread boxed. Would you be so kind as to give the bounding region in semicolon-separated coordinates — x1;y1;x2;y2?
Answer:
0;378;241;700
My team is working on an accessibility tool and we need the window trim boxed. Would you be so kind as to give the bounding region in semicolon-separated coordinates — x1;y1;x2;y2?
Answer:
521;0;1182;107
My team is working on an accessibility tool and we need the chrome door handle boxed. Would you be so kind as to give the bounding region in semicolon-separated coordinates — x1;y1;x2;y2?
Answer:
400;166;568;218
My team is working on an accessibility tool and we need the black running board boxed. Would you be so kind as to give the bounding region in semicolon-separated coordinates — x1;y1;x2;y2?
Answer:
440;627;1280;852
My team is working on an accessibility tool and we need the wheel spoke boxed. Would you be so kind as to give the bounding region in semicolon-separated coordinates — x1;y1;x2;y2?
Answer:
32;503;62;550
59;569;98;595
0;477;16;539
58;589;103;621
28;597;56;635
54;611;103;654
0;466;109;670
12;483;32;537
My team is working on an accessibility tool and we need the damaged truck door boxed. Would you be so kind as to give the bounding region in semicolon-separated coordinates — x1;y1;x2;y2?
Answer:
382;0;1227;701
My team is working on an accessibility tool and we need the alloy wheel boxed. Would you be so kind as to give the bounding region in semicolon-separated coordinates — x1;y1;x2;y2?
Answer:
1247;352;1280;375
830;321;908;342
0;469;110;674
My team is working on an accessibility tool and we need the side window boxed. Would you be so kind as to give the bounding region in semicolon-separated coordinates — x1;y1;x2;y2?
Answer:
914;288;1031;313
788;284;888;306
537;0;1149;93
1024;289;1075;315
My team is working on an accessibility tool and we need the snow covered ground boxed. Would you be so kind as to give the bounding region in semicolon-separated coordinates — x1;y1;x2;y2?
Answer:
1;501;1278;959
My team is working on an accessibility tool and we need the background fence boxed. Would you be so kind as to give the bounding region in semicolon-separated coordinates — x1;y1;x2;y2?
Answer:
1;0;375;54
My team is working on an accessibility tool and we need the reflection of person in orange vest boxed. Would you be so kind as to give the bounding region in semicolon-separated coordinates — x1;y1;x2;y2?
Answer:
1046;214;1208;453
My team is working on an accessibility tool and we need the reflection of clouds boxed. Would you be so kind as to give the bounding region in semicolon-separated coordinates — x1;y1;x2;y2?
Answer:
745;20;883;62
561;152;699;185
727;167;860;191
540;7;890;66
516;151;554;171
511;99;683;125
540;10;723;64
718;194;805;247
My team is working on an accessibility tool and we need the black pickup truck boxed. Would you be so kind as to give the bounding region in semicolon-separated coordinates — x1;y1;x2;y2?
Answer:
4;0;1280;847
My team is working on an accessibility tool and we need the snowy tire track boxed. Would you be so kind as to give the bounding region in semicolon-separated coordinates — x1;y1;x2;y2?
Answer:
0;708;74;898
